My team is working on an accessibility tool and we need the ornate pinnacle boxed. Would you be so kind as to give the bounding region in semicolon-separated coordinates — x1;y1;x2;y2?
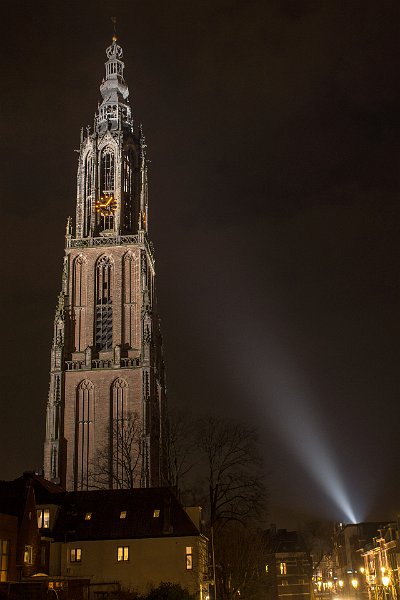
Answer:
66;216;72;237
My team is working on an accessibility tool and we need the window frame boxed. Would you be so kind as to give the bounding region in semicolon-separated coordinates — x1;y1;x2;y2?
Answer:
37;508;50;529
70;548;82;563
186;546;193;570
117;546;129;562
24;545;33;565
0;539;9;582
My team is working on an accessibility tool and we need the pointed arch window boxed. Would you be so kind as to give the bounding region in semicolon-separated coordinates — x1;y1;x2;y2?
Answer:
76;380;94;490
95;256;113;350
122;251;138;348
84;153;93;237
73;255;87;351
101;147;115;195
111;378;128;488
73;255;86;307
122;149;134;233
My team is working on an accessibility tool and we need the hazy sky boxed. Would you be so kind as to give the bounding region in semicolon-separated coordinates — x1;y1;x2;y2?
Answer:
1;0;399;526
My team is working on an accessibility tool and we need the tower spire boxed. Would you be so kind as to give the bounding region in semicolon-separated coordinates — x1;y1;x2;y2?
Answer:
111;16;117;41
96;34;132;134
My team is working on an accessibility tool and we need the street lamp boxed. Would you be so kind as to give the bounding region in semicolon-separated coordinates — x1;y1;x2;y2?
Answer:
382;574;390;600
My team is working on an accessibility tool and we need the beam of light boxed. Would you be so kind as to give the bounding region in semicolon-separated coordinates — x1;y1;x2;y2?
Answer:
269;378;358;522
258;358;359;524
216;306;362;524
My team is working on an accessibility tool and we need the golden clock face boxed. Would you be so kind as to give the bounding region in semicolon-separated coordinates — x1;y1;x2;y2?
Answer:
95;194;118;216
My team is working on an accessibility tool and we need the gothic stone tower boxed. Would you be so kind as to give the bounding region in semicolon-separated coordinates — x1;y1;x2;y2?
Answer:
44;38;167;491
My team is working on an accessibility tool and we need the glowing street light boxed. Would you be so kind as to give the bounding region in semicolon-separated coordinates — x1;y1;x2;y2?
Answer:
351;579;359;589
382;576;390;587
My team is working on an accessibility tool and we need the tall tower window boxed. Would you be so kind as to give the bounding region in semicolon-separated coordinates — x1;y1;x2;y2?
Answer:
101;148;115;194
122;251;138;348
111;378;128;488
123;150;134;233
73;255;87;351
76;379;94;490
95;256;113;350
84;154;93;237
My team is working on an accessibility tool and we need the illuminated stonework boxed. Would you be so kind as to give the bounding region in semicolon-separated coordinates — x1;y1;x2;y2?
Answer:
43;39;167;491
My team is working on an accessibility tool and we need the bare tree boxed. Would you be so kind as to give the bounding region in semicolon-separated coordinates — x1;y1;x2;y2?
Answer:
90;411;143;489
196;417;267;530
300;518;334;573
165;410;196;491
215;523;267;600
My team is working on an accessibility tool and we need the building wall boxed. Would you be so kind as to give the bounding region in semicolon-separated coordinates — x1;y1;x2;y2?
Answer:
50;535;207;597
45;236;166;491
0;514;18;582
17;483;43;578
266;551;312;600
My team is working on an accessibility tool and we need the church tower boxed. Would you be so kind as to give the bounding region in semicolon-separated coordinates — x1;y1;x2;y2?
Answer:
44;37;167;491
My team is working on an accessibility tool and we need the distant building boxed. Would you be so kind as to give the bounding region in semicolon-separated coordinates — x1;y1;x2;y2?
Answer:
360;522;400;600
0;473;208;598
265;528;312;600
43;34;167;492
0;473;57;580
332;522;393;600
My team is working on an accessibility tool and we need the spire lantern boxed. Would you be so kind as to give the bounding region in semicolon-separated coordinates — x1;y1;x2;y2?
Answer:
97;38;132;133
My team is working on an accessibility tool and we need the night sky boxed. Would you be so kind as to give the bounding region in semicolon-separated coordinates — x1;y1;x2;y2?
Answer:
1;0;399;527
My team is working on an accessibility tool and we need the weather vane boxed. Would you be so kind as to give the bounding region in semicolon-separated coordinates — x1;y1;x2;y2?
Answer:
111;16;117;41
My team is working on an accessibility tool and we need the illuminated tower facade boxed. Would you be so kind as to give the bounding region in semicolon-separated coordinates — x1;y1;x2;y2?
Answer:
44;38;167;491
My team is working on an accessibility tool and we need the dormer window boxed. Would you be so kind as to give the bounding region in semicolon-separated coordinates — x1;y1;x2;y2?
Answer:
153;509;160;518
37;508;50;528
85;512;92;521
120;511;127;519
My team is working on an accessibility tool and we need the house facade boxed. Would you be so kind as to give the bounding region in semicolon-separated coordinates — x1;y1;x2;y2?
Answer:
0;474;208;599
265;528;312;600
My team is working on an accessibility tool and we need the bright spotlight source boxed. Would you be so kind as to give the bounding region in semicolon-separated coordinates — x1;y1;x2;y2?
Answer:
338;581;344;588
382;576;390;587
351;579;358;589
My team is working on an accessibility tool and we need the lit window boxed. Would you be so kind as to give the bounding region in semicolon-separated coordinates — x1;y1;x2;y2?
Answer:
0;540;9;583
117;546;129;562
265;564;269;573
280;562;287;575
186;546;193;570
120;511;127;519
85;512;92;521
153;509;160;518
70;548;82;563
24;545;33;565
37;509;50;528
